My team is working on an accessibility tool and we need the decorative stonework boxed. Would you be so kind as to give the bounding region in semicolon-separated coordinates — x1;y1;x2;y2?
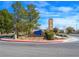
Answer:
48;18;53;30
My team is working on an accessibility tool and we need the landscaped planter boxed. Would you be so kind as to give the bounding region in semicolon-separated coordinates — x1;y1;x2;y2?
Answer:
0;34;14;38
44;30;55;40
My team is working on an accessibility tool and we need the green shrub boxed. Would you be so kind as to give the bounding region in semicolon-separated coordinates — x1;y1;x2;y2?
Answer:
44;30;55;40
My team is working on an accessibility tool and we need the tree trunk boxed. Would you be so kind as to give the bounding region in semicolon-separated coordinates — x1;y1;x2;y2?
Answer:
16;31;19;38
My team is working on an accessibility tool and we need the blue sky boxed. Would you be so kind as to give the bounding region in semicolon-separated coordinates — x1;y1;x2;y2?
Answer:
0;1;79;30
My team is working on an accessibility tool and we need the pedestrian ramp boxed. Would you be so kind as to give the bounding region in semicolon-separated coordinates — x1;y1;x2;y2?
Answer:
64;36;79;42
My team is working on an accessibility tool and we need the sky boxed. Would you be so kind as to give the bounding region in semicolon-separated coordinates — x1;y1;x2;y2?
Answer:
0;1;79;30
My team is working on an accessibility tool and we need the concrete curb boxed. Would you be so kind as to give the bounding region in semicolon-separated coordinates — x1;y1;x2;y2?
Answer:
0;38;64;43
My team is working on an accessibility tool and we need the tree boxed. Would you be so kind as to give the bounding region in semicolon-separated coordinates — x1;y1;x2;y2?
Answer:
12;2;40;37
66;27;75;34
12;1;28;38
0;9;13;34
59;30;64;33
26;4;40;36
0;14;4;34
53;27;59;34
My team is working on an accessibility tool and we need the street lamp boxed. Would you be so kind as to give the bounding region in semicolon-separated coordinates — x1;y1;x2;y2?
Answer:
76;19;79;31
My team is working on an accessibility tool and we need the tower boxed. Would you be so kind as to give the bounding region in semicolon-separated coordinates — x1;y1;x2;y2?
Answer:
48;18;53;30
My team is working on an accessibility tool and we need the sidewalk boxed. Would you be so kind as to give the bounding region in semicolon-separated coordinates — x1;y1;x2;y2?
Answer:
64;36;79;42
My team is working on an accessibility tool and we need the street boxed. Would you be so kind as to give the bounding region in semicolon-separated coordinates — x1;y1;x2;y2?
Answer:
0;39;79;57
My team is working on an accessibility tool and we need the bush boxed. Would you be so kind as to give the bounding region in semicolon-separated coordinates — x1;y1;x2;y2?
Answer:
59;30;64;33
44;30;55;40
66;27;75;34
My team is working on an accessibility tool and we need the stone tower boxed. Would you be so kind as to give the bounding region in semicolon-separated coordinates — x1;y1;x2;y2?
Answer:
48;18;53;30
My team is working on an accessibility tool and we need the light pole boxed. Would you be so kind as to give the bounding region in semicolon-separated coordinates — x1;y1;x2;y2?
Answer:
64;25;66;33
76;19;79;31
76;22;77;31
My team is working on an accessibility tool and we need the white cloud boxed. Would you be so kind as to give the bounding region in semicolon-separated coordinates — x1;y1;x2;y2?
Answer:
39;24;48;29
53;15;79;29
58;7;73;13
38;1;50;7
1;2;13;9
40;14;61;18
49;6;77;17
50;6;74;13
36;6;77;19
39;13;79;30
35;8;62;18
35;8;47;13
39;17;77;30
34;1;50;8
36;5;79;30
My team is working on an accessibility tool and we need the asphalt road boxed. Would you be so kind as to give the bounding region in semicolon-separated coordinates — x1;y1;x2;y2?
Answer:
69;34;79;37
0;40;79;57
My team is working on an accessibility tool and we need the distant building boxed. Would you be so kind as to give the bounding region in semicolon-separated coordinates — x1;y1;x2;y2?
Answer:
48;18;53;30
